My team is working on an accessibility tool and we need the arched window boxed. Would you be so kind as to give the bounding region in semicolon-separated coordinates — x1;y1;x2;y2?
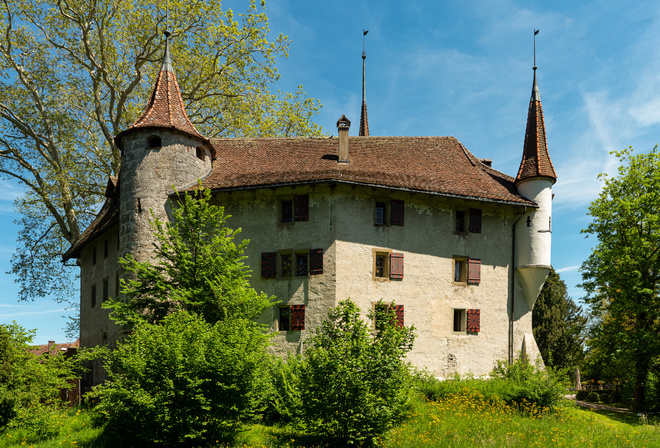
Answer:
147;135;162;148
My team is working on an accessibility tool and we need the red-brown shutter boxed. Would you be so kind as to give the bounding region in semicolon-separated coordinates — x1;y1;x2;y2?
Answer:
469;208;482;233
390;200;405;226
310;248;323;275
468;258;481;284
394;305;404;328
261;252;277;278
467;309;480;333
390;252;404;279
294;195;309;222
291;305;305;330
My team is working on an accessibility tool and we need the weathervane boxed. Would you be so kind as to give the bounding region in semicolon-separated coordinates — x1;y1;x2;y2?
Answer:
533;29;539;69
363;29;368;58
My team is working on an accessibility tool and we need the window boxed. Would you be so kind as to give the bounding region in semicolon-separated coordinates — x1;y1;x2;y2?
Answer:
281;253;292;278
280;195;309;223
454;258;467;283
374;200;405;226
278;305;305;331
456;208;482;233
91;285;97;309
454;257;480;284
196;147;205;160
261;252;277;278
104;239;109;258
102;278;109;302
374;302;405;329
296;252;308;276
373;250;404;280
147;135;161;148
453;309;465;332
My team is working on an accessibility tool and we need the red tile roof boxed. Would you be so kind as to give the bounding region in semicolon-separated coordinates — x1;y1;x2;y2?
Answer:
114;38;208;149
197;136;534;206
516;70;557;184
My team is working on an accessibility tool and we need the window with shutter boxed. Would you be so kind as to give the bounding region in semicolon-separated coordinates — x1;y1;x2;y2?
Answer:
278;307;291;331
467;309;480;333
469;208;482;233
468;258;481;284
294;195;309;221
261;252;277;278
390;200;405;226
310;248;323;275
291;305;305;330
394;305;404;328
390;252;404;279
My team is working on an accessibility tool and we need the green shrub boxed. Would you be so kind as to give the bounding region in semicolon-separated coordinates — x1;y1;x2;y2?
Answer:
297;299;416;447
90;311;270;446
264;356;303;423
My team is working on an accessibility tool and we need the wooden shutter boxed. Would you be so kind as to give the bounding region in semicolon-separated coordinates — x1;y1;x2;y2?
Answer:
394;305;404;328
291;305;305;330
467;309;480;333
390;200;405;226
469;208;482;233
390;252;404;279
310;248;323;275
294;195;309;222
261;252;277;278
468;258;481;284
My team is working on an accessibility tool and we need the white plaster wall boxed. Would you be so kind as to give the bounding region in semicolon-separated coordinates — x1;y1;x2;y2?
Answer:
516;178;553;268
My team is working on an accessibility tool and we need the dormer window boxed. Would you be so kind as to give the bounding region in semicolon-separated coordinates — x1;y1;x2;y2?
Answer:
147;136;162;148
196;147;205;160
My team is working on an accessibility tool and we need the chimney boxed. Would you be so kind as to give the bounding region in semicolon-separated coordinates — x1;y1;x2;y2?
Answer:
337;115;351;163
48;340;55;351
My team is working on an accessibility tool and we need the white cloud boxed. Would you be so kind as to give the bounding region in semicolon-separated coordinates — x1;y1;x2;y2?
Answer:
555;265;580;274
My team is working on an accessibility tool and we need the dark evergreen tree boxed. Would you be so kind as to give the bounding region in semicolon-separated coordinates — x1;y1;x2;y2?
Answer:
532;268;587;372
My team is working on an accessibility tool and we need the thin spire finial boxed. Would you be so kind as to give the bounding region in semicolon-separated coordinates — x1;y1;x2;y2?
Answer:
359;29;369;136
533;29;539;70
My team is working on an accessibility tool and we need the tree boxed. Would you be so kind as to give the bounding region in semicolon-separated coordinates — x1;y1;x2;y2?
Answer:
0;0;322;305
106;187;275;326
298;300;415;447
91;311;271;446
0;322;76;436
580;146;660;411
532;268;586;372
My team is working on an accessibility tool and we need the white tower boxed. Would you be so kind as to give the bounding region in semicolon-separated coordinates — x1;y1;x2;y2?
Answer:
515;66;557;308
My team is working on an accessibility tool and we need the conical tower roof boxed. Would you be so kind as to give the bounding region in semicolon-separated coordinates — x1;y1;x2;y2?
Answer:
115;32;208;148
515;68;557;185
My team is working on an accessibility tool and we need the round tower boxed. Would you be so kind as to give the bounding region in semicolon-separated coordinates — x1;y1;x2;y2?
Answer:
114;31;214;262
515;66;557;309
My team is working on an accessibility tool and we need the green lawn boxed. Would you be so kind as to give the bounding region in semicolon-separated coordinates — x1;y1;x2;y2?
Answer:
2;394;658;448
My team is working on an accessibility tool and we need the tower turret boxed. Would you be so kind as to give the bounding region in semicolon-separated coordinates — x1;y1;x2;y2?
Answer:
114;31;213;261
515;65;557;308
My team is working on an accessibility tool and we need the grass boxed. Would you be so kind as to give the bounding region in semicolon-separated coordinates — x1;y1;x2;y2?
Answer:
1;394;658;447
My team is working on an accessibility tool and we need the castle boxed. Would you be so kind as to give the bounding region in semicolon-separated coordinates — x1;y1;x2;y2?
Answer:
64;34;557;386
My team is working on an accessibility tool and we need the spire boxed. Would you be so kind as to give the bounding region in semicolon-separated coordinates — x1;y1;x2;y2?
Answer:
515;62;557;185
359;29;369;137
115;30;207;147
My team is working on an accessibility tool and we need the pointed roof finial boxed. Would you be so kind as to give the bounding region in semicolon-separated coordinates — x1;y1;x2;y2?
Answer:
359;29;370;137
515;29;556;185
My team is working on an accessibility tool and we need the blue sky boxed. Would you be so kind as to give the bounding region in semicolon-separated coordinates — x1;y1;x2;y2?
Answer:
3;0;660;343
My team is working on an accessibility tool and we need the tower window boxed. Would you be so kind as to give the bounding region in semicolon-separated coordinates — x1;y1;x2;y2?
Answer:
196;147;205;160
147;136;162;148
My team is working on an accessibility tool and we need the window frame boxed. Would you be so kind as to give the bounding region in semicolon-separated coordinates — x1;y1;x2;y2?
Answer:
278;194;309;225
373;249;392;281
453;257;467;284
295;251;309;277
453;308;466;333
277;304;305;331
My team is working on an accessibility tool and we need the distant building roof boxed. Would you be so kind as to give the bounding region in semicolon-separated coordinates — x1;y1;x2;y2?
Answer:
29;339;79;356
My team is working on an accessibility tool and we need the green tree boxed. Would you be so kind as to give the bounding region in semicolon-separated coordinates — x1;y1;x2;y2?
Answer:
91;311;271;446
298;300;415;447
106;187;275;326
0;322;76;436
532;268;586;372
580;146;660;411
0;0;322;306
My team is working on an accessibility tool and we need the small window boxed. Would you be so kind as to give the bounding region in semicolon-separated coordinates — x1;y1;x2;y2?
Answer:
453;309;466;332
147;136;162;148
374;302;405;329
102;278;109;302
92;247;97;265
455;210;466;233
91;285;97;309
374;251;389;278
279;195;309;224
281;200;293;223
296;252;308;277
196;147;205;160
278;305;305;331
454;258;467;283
104;239;109;259
280;253;292;278
375;202;386;226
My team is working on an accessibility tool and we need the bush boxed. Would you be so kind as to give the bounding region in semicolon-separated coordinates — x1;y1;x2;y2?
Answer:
90;311;270;446
263;356;303;424
297;299;415;446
